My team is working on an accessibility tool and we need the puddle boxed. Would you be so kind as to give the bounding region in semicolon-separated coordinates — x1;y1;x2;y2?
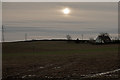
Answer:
83;68;120;78
28;69;32;71
22;74;36;78
44;75;53;78
39;66;44;69
54;66;61;69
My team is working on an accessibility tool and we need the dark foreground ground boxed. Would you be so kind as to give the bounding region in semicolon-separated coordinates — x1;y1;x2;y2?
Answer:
2;41;120;80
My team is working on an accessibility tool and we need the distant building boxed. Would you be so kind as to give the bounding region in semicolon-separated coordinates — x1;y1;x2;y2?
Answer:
95;33;111;43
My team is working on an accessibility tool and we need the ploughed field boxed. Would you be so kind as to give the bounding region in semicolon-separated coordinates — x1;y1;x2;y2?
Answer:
2;41;119;79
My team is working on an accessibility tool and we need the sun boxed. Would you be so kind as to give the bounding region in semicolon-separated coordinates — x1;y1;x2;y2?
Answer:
63;8;70;15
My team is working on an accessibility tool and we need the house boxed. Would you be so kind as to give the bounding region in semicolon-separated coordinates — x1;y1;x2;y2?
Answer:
95;33;111;44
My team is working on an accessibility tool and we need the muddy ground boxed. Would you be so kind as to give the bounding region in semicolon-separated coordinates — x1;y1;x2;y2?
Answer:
2;41;120;79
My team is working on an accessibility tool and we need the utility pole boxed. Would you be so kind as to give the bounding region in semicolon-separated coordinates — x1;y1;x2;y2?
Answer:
81;34;83;40
2;25;4;42
25;33;27;41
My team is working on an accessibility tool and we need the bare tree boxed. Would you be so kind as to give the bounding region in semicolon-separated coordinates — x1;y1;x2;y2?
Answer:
89;37;94;41
66;35;72;40
96;33;111;43
100;33;109;37
89;37;94;43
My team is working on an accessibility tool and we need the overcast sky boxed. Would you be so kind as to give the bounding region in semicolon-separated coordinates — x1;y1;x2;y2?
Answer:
2;2;118;41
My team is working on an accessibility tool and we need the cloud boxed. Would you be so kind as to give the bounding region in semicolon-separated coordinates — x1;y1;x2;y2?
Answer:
2;2;118;41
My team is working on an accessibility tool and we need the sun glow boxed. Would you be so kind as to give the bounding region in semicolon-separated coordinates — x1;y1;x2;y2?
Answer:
63;8;70;15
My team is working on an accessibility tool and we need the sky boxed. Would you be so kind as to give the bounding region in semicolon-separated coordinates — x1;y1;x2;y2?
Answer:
2;2;118;42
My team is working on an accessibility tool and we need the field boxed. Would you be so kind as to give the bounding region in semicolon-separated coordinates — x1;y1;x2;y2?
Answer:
2;41;120;80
